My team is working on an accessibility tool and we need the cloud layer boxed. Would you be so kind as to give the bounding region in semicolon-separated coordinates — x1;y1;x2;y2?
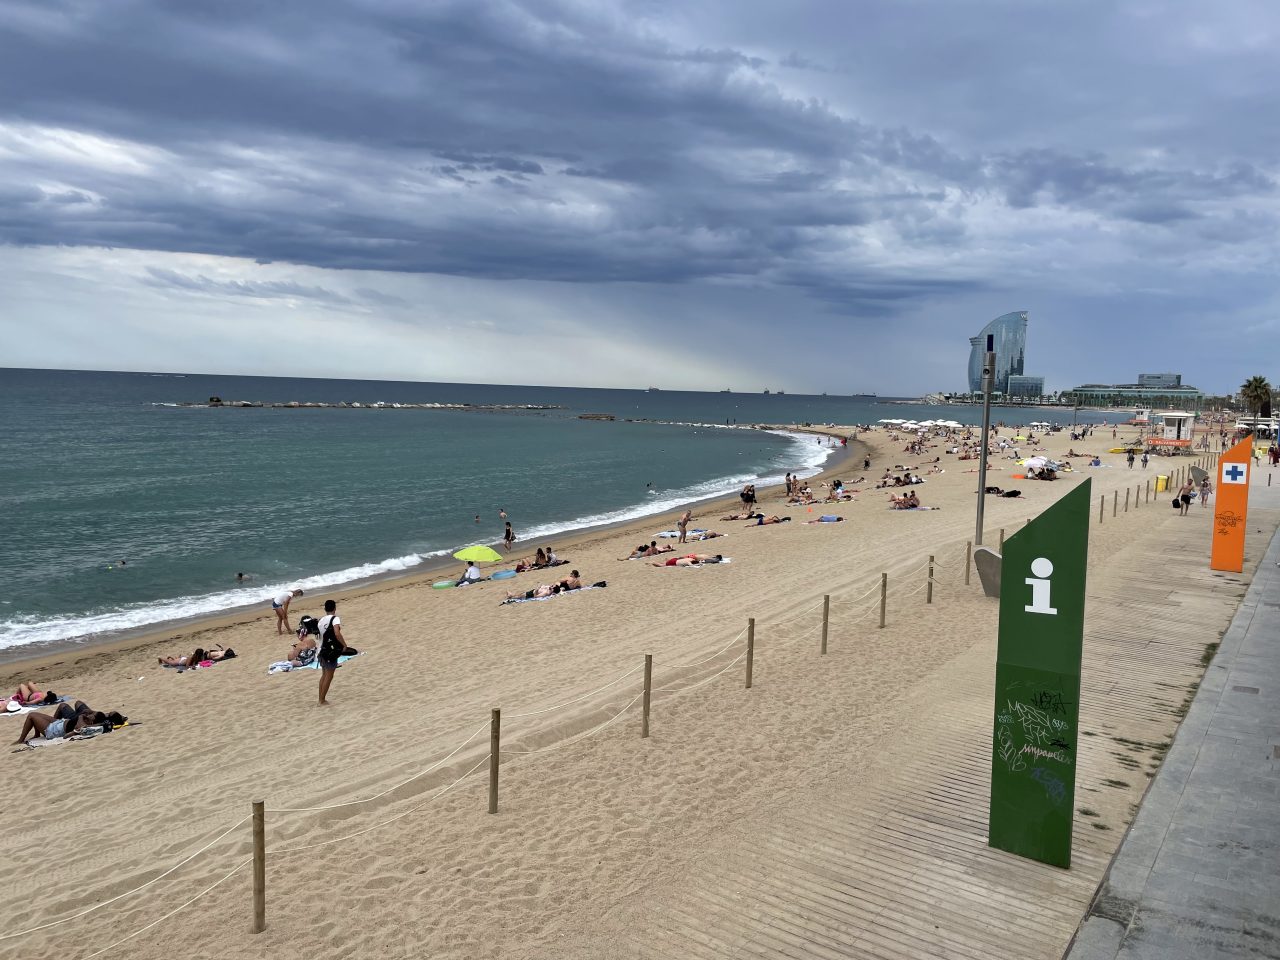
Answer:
1;0;1276;392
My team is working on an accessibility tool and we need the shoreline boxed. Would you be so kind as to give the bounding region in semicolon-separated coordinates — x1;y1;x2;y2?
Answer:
0;426;861;679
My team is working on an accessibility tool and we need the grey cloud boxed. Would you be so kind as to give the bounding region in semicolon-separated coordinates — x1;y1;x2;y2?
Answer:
141;267;352;305
0;0;1275;327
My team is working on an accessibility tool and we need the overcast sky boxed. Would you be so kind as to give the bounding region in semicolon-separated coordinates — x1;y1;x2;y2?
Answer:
1;0;1275;394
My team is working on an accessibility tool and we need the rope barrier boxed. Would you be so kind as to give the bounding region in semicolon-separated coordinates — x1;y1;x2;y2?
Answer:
265;720;491;814
653;650;748;698
76;858;253;960
0;815;250;941
503;693;644;757
507;662;645;720
674;626;746;669
271;756;491;856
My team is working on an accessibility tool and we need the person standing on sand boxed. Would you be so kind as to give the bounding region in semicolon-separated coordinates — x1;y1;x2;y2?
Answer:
677;509;692;543
316;599;346;705
271;588;303;635
503;521;516;552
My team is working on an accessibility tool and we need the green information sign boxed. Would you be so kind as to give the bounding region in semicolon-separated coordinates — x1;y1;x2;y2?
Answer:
988;479;1090;868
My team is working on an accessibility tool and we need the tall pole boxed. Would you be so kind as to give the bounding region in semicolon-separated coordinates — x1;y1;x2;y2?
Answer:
975;336;996;546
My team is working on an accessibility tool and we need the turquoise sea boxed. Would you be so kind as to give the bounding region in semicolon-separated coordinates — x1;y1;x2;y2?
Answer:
0;369;1108;653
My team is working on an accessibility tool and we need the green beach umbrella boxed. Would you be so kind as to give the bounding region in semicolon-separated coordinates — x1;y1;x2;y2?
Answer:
453;545;504;563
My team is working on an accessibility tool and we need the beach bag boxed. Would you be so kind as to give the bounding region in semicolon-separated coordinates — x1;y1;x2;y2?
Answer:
319;616;344;662
1171;498;1181;509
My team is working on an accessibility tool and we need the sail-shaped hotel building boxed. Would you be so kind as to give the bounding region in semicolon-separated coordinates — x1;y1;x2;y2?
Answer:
967;311;1028;394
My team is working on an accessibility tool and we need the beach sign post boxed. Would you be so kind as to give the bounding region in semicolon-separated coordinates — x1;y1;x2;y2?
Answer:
988;479;1090;868
1210;436;1252;574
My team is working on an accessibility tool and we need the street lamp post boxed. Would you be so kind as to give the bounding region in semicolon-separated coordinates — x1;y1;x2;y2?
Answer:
975;336;995;546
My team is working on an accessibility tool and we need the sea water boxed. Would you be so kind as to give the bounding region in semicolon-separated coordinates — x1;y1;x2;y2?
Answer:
0;369;1105;652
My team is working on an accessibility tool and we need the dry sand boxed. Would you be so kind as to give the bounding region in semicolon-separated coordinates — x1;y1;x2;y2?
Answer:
0;420;1246;960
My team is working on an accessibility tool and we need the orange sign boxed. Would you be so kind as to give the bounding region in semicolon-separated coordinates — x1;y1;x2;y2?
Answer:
1210;436;1252;573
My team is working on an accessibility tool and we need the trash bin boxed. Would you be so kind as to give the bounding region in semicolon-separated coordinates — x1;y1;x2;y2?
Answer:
1155;475;1169;493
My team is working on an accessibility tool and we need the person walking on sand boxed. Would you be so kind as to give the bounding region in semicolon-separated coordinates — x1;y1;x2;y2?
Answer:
503;521;516;552
1141;451;1149;469
677;509;692;544
316;599;346;705
1178;480;1195;516
271;588;303;635
1127;450;1135;469
1200;477;1212;507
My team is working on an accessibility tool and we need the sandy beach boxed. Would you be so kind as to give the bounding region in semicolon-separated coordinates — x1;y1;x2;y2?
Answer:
1;419;1260;960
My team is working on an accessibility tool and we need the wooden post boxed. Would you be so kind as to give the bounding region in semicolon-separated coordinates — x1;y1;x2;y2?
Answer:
820;595;830;655
879;573;887;629
1112;490;1118;517
487;708;500;814
251;800;265;934
641;655;652;739
926;556;934;604
964;541;972;586
1125;488;1130;512
745;618;755;689
1146;479;1150;503
1099;495;1104;523
998;528;1005;551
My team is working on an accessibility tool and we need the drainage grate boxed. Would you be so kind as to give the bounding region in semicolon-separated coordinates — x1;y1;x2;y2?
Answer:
1231;685;1261;694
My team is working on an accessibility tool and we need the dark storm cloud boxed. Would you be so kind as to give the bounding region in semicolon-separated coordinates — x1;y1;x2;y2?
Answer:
0;0;1276;319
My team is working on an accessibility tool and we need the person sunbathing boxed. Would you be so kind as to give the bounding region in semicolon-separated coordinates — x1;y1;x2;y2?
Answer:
13;708;108;745
720;512;761;521
619;541;673;560
558;570;583;590
287;635;318;667
753;515;790;525
506;583;557;600
533;547;548;567
805;515;845;523
652;554;722;566
689;530;723;540
3;683;57;709
158;645;236;668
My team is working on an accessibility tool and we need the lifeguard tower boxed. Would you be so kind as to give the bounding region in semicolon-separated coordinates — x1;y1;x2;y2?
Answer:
1148;411;1194;454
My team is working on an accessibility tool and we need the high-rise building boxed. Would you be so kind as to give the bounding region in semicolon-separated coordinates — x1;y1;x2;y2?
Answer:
1137;373;1182;389
967;311;1028;394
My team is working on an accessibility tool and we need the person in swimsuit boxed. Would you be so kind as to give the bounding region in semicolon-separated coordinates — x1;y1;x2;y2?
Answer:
12;708;107;745
4;683;55;708
158;645;236;668
503;522;516;552
506;584;557;600
1200;477;1212;506
753;515;790;525
677;510;693;544
1179;480;1195;516
271;589;304;635
558;570;583;590
805;515;845;523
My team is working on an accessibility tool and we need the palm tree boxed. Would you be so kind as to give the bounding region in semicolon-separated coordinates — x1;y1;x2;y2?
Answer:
1239;375;1273;425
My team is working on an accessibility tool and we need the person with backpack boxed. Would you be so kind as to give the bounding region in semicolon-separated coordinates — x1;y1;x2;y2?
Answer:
316;599;348;705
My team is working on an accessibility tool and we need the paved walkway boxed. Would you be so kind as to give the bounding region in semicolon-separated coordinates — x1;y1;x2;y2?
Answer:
1065;485;1280;958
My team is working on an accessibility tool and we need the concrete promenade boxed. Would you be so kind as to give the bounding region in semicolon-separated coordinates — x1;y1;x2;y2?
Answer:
1066;476;1280;959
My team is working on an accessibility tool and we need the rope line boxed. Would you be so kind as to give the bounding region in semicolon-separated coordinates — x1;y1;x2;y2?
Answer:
653;650;748;698
503;693;644;756
76;858;253;960
507;662;645;719
265;720;491;814
271;756;491;856
674;626;746;669
0;816;250;941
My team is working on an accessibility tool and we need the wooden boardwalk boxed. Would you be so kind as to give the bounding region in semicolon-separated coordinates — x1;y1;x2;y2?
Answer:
597;505;1271;960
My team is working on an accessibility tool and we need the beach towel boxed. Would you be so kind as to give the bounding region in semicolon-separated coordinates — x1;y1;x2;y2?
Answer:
2;696;69;717
656;529;707;538
500;584;606;605
268;653;361;674
12;721;135;752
